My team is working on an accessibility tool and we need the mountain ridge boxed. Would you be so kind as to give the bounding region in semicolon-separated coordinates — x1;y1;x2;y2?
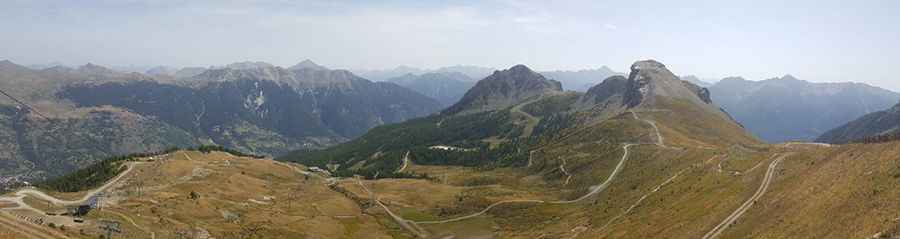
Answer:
443;65;563;115
817;102;900;143
709;75;900;142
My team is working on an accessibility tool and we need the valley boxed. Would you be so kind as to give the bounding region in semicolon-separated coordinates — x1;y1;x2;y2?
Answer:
3;60;895;238
4;111;895;238
4;2;900;238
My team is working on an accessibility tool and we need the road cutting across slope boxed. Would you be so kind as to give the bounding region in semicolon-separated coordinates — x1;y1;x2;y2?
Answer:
375;110;670;229
702;153;791;239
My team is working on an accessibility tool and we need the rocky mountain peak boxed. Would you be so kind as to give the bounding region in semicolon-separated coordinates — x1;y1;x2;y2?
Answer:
625;59;713;106
77;63;119;76
146;66;178;76
225;61;276;70
630;59;666;71
508;64;532;72
0;60;29;72
781;74;799;81
577;60;733;122
290;59;328;71
443;64;562;114
577;75;633;111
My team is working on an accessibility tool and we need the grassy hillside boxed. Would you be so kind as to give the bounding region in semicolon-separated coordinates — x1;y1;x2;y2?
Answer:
8;150;400;239
279;109;526;177
719;142;900;238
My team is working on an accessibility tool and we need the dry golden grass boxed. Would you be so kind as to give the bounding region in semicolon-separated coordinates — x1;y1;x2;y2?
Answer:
13;94;897;238
719;142;900;238
25;150;396;239
0;230;24;239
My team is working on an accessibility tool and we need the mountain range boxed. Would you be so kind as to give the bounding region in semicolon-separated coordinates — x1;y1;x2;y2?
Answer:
281;60;753;177
353;65;496;82
0;60;442;183
387;72;476;106
273;60;900;238
709;75;900;142
358;65;622;92
817;101;900;143
540;66;621;92
9;59;900;238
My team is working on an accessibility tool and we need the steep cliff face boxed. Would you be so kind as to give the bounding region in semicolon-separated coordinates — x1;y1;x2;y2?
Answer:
625;60;721;112
576;60;732;122
443;65;563;115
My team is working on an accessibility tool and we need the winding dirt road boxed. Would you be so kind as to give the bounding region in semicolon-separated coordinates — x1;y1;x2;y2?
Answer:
596;159;694;233
630;111;664;146
367;110;671;234
511;95;545;139
414;143;638;226
0;162;143;239
408;111;665;227
2;162;139;207
702;153;790;239
355;177;429;238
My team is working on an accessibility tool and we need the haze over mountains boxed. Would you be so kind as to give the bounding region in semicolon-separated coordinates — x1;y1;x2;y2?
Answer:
387;72;476;106
818;101;900;143
0;59;442;183
710;75;900;143
362;63;900;144
4;58;900;238
7;58;898;183
282;60;754;177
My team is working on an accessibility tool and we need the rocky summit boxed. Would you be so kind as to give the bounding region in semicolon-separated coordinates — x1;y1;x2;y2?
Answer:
443;64;563;114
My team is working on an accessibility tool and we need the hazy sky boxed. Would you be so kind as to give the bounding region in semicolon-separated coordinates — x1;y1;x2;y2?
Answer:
2;0;899;90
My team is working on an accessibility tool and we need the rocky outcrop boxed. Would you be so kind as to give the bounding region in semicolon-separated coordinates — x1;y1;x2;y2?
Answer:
577;60;727;120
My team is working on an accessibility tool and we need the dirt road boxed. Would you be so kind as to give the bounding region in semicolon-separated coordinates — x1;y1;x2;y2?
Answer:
702;153;790;239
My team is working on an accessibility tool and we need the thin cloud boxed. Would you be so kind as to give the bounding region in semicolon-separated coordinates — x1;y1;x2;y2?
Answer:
603;23;618;31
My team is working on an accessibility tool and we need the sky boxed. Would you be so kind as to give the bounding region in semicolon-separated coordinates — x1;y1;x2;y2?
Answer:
2;0;899;91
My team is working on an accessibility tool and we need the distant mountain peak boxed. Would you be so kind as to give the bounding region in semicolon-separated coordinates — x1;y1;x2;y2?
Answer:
224;61;276;70
79;63;107;70
77;63;118;75
508;64;532;72
444;64;562;114
721;76;747;82
576;59;731;123
0;60;32;74
631;59;666;71
781;74;799;80
290;59;328;71
0;60;25;69
146;66;178;76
